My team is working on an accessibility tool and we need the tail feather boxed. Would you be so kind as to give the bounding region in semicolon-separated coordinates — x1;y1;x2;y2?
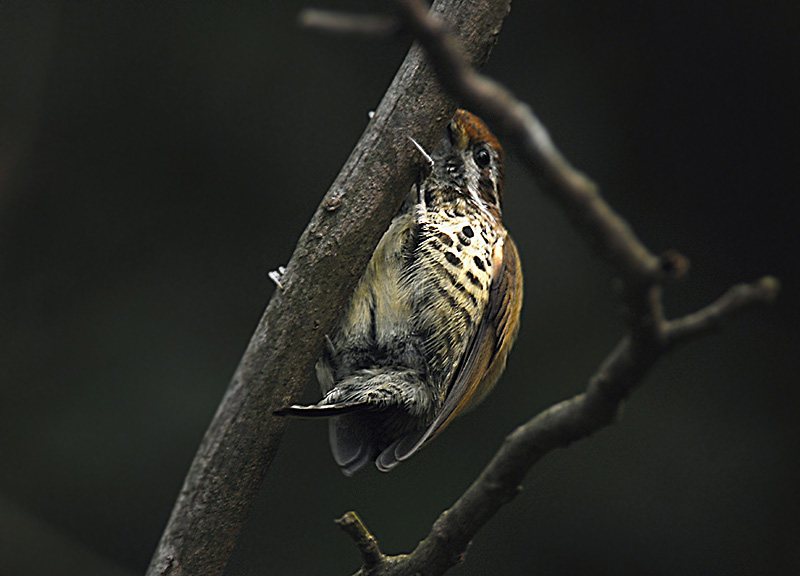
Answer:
329;417;376;477
277;368;436;475
274;401;368;418
375;428;427;472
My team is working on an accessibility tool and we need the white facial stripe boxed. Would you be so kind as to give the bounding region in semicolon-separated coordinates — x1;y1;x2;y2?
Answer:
464;147;500;218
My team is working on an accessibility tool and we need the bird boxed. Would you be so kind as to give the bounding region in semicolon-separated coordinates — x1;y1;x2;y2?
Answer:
278;110;523;475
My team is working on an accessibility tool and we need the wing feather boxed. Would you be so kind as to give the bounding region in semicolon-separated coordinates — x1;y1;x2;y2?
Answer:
389;233;524;465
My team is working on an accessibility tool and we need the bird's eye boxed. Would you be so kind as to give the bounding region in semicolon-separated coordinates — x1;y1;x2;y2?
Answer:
473;145;491;168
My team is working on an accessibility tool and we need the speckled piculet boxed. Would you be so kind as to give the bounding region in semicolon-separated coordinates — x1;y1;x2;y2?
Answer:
280;110;523;475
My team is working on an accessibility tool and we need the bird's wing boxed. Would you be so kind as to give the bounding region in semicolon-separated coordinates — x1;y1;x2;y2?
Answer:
377;233;523;470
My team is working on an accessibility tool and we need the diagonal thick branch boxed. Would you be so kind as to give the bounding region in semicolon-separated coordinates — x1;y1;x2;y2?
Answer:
311;1;781;575
145;1;512;575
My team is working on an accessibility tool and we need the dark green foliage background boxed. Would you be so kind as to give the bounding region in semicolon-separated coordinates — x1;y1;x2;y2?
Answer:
1;2;797;575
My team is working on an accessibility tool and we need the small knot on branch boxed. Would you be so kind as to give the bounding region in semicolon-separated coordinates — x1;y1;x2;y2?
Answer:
336;511;385;569
658;249;690;281
755;275;781;303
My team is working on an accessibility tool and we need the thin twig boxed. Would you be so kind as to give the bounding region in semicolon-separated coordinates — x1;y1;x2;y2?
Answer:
663;276;781;346
299;9;401;37
336;512;385;569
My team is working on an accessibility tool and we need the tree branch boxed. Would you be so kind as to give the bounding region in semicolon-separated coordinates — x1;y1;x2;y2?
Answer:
298;9;401;38
663;276;781;346
336;512;387;570
145;2;511;575
307;1;780;574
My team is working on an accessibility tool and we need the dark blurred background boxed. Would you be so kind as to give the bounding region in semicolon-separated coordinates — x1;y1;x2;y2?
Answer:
1;1;798;575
